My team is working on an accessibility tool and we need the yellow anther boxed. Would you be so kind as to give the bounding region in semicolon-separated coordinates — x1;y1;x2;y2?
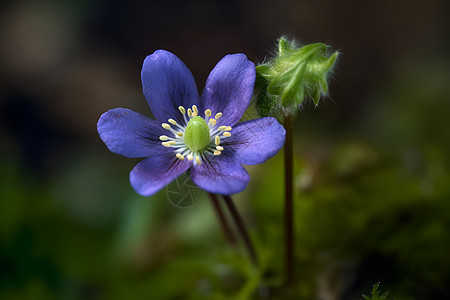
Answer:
195;156;201;165
162;123;171;130
187;154;194;161
216;146;224;151
223;126;232;131
176;153;185;160
162;142;171;147
205;109;212;117
209;118;217;126
176;132;183;136
215;112;222;119
223;132;231;137
191;106;198;116
215;136;220;145
168;118;177;125
217;126;227;131
178;106;186;114
168;141;176;145
187;108;192;118
214;150;221;155
159;135;168;141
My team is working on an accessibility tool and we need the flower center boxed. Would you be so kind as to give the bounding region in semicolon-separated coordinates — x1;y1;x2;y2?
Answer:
184;116;210;151
158;105;233;165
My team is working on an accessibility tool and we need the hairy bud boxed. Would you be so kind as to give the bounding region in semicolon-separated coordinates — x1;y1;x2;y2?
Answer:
255;37;339;116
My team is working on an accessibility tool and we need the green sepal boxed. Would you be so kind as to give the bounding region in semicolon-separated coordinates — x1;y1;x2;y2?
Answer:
255;64;272;78
278;37;295;56
254;70;278;118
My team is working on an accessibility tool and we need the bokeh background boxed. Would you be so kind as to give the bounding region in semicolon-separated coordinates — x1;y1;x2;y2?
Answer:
1;0;450;299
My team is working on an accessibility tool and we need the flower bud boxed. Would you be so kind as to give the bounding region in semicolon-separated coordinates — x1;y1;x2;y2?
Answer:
256;37;339;116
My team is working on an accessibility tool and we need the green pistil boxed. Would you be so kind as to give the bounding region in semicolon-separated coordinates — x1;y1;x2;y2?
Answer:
184;116;210;151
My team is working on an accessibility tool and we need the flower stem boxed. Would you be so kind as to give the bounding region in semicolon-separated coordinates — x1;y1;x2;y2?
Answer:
284;113;294;285
209;193;237;246
223;195;258;266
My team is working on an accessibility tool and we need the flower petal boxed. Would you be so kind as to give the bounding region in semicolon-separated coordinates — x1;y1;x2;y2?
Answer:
200;54;255;126
190;155;250;195
223;117;286;165
130;153;191;196
97;108;171;158
141;50;199;124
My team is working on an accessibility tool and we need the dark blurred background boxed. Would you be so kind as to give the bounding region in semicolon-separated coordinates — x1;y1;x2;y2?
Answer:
1;0;450;299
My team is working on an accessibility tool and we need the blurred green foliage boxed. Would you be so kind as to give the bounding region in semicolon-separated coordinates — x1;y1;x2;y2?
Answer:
1;31;450;300
362;283;390;300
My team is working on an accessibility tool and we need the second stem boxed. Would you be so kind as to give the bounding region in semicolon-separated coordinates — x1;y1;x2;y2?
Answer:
223;195;258;266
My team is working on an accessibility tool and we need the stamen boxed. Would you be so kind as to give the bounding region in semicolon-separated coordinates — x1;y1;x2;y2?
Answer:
159;105;232;160
217;126;232;131
191;105;198;117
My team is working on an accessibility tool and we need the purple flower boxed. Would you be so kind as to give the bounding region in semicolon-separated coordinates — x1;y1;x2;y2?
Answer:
97;50;286;196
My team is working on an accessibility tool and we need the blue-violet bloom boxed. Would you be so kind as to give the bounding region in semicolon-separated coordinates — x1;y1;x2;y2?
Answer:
97;50;286;196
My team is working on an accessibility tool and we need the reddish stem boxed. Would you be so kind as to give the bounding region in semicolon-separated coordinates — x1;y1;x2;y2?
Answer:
209;193;237;246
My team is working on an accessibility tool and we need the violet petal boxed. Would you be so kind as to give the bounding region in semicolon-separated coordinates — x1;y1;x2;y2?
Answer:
190;154;250;195
223;117;286;165
200;54;255;126
97;108;170;158
130;153;191;196
141;50;199;124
